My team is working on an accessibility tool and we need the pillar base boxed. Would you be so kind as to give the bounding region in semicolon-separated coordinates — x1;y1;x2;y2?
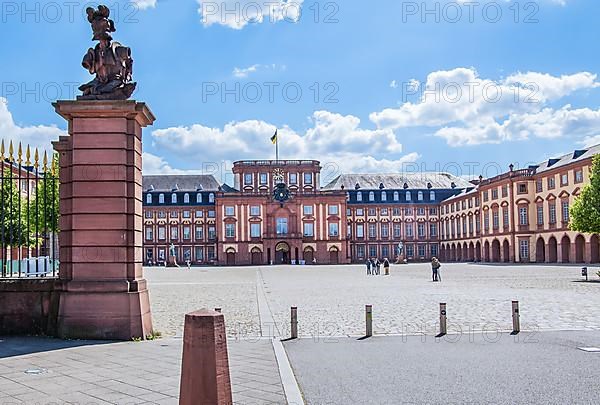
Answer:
56;280;152;340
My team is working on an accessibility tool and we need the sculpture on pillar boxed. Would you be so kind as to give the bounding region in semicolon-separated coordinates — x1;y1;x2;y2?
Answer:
78;5;136;100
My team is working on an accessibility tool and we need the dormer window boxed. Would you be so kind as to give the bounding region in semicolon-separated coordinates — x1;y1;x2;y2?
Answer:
379;183;385;190
393;191;399;201
417;191;423;201
209;193;215;203
172;184;179;192
197;185;204;191
381;191;387;201
197;193;203;203
357;192;363;202
403;183;409;189
355;183;360;190
406;191;411;201
159;194;165;204
171;193;177;204
184;193;190;204
451;182;456;189
369;191;375;201
146;194;152;204
430;191;436;201
427;183;432;189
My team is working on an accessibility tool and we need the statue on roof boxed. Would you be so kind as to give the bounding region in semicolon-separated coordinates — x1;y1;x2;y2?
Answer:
78;5;136;100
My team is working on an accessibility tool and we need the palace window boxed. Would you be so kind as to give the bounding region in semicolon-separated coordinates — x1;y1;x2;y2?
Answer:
356;208;364;216
575;170;584;183
430;191;435;201
145;211;153;219
170;226;178;240
195;247;204;262
492;189;498;199
381;191;387;201
357;192;363;202
518;183;527;194
289;173;298;184
537;206;544;226
328;205;339;215
329;223;339;237
430;244;438;257
549;203;557;224
404;207;413;216
417;191;423;201
276;218;288;235
159;194;165;204
369;191;375;202
382;245;389;258
207;246;216;260
244;173;253;185
406;191;411;201
170;211;178;218
303;205;313;216
484;212;489;231
357;245;365;258
197;193;203;203
250;206;261;216
417;208;425;216
368;208;376;216
381;208;388;216
304;223;314;237
393;208;401;216
209;193;215;203
369;245;377;258
225;206;235;216
406;244;414;257
184;193;190;204
430;223;437;237
393;223;401;238
417;223;425;238
520;240;530;260
406;223;414;237
146;194;152;204
158;211;166;219
260;173;268;185
145;227;153;241
208;210;216;218
183;226;191;240
304;173;313;185
171;193;177;204
418;244;426;257
519;207;528;226
356;224;364;238
492;210;499;230
195;226;203;240
562;201;570;222
429;208;437;215
368;224;376;238
208;226;216;240
548;177;556;190
195;210;203;218
381;223;389;238
503;207;509;228
158;227;166;240
183;210;191;218
251;223;261;238
561;173;569;186
394;191;399;201
536;180;543;193
502;185;508;198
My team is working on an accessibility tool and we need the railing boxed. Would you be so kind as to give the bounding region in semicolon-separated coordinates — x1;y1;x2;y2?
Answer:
233;160;320;166
0;140;59;279
479;168;535;186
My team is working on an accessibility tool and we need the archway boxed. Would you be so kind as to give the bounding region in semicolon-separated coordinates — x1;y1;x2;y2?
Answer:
450;244;456;261
548;237;558;263
536;237;545;263
502;240;510;263
491;240;501;262
484;241;490;262
561;235;571;263
329;247;339;264
468;242;475;262
456;243;462;262
440;245;446;261
463;243;469;262
475;241;482;262
303;246;315;264
575;235;585;263
226;248;236;266
251;247;263;265
275;242;291;264
591;235;600;263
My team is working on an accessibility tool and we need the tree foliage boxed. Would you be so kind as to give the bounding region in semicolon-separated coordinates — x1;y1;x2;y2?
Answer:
570;155;600;233
30;156;60;233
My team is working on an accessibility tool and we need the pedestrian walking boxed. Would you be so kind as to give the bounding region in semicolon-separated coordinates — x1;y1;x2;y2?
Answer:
383;258;390;275
366;259;372;275
431;257;441;282
375;259;381;276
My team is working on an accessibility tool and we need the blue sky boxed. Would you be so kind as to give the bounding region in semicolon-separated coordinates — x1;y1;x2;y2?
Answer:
1;0;600;184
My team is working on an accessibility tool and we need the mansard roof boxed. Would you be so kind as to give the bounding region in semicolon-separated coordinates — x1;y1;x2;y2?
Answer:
535;143;600;173
322;172;472;191
142;175;221;192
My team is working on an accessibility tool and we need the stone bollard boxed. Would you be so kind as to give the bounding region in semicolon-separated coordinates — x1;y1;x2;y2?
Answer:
365;305;373;337
439;303;447;336
512;301;520;334
291;307;298;339
179;309;233;405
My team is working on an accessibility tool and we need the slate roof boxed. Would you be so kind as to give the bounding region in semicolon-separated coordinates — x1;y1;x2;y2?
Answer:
142;175;221;192
535;144;600;174
322;173;473;191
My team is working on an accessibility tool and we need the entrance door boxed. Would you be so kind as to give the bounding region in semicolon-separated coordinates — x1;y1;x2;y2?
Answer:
303;248;314;264
251;248;262;265
226;251;236;266
275;242;291;264
329;248;339;264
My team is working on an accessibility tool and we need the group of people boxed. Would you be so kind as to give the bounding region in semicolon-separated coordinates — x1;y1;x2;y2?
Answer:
366;258;391;275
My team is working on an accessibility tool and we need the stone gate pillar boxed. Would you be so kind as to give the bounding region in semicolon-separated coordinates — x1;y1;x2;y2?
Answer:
52;100;154;340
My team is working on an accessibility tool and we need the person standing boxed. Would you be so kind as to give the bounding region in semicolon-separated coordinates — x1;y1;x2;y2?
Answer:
366;259;372;275
431;257;441;282
383;258;390;275
375;259;381;276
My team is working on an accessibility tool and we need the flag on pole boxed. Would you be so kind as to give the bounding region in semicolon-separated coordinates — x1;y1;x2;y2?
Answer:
270;129;278;144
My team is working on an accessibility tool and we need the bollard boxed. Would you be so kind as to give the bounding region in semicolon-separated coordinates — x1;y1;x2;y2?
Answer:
365;305;373;337
179;309;232;405
291;307;298;339
582;267;588;281
512;301;520;334
439;303;447;336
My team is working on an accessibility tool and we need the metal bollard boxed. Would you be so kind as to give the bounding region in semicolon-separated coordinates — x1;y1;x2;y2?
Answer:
365;305;373;337
291;307;298;339
512;301;520;334
439;303;447;336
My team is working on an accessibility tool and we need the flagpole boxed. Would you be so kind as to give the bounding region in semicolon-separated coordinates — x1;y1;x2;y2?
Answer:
276;134;279;163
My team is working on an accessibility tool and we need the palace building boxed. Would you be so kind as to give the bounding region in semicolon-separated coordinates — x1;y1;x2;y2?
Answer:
142;146;600;266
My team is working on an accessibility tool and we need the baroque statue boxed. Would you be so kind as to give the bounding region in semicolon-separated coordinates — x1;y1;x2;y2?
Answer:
78;5;136;100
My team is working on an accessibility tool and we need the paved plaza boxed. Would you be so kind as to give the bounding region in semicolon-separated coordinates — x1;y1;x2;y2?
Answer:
2;262;600;404
148;263;600;339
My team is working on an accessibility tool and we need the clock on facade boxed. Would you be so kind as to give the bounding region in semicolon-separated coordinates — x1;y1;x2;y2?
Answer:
273;168;285;184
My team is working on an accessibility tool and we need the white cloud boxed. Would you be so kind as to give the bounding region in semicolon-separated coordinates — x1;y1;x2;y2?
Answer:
131;0;157;10
197;0;304;29
149;110;417;180
232;64;286;79
370;67;600;146
390;80;398;89
0;98;65;160
581;135;600;148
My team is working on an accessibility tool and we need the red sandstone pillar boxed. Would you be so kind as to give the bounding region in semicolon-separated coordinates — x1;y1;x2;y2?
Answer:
179;309;233;405
52;100;154;340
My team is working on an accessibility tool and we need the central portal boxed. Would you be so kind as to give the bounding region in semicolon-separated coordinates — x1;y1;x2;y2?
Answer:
275;242;291;264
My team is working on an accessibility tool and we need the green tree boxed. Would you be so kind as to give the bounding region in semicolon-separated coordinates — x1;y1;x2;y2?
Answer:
30;156;60;234
0;168;32;275
570;154;600;233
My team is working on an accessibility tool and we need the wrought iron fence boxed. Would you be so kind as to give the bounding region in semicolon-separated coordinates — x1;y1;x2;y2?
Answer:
0;140;59;278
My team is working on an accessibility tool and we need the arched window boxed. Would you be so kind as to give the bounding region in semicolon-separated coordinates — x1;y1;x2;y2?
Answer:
146;194;152;204
369;191;375;201
430;191;436;201
406;191;411;201
393;191;399;201
196;193;203;203
418;191;423;201
209;193;215;203
184;193;190;204
357;192;363;202
171;193;177;204
381;191;387;201
346;192;350;202
159;194;165;204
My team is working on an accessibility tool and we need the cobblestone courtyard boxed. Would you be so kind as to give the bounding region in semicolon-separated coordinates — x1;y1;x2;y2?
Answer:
147;263;600;338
